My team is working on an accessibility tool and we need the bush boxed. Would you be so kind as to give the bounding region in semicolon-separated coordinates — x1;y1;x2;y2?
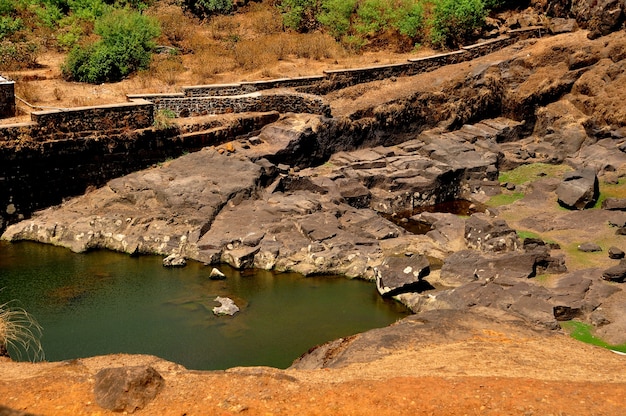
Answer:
62;9;160;83
0;40;39;70
184;0;232;18
278;0;319;32
317;0;357;38
429;0;487;48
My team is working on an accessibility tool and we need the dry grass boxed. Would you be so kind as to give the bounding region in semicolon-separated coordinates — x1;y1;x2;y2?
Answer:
14;82;40;105
0;300;45;362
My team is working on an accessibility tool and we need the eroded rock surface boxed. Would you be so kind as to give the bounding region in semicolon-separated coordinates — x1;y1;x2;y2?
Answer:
4;29;626;351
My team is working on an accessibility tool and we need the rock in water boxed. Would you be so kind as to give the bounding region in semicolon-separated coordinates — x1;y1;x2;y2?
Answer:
212;296;239;316
556;169;599;210
163;253;186;267
93;366;164;413
209;268;226;280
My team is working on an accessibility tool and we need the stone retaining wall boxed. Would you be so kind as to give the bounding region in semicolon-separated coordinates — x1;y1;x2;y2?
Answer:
148;91;331;118
0;76;15;119
32;99;154;134
0;112;278;231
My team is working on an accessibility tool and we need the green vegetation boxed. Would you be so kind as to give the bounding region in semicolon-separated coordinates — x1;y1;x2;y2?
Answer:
62;9;160;83
0;0;507;80
278;0;496;51
429;0;486;47
486;192;524;207
594;178;626;209
516;230;540;240
153;108;176;129
499;163;572;186
561;320;626;353
185;0;232;18
0;300;44;362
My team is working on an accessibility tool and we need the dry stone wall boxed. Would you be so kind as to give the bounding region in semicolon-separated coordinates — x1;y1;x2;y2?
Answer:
145;91;331;118
0;77;15;119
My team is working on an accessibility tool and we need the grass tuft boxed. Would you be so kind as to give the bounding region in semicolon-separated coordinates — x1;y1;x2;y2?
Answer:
0;299;45;362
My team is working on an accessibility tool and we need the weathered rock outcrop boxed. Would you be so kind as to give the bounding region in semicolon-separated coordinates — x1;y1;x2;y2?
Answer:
4;29;626;347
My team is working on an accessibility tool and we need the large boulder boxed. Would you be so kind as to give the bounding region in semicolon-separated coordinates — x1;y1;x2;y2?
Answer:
556;169;599;210
374;255;430;296
602;259;626;282
94;366;164;413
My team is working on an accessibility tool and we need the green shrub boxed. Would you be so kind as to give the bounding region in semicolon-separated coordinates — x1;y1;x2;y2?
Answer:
185;0;232;17
278;0;319;32
317;0;356;38
0;40;39;70
429;0;487;48
62;9;160;83
394;0;424;38
0;16;23;40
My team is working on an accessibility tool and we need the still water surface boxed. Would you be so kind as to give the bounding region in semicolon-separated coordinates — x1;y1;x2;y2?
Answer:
0;241;408;370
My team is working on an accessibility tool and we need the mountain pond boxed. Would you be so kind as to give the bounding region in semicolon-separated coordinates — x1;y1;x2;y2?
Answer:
0;241;409;370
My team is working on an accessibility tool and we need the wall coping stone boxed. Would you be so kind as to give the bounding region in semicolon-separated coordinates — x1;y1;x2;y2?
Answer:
408;50;467;62
462;36;510;51
127;93;184;100
31;98;153;117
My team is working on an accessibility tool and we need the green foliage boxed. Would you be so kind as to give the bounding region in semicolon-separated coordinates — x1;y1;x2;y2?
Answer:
153;108;177;129
62;9;160;83
278;0;318;31
0;16;23;40
0;40;39;70
186;0;232;17
428;0;487;48
317;0;356;38
561;320;626;353
394;1;424;38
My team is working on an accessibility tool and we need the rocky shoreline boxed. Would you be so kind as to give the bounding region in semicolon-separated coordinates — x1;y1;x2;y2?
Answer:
4;30;626;345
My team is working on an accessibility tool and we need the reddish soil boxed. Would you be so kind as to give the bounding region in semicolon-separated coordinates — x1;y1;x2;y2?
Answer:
1;328;625;415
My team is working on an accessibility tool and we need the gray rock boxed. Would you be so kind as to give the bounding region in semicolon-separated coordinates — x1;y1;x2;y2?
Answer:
608;246;625;259
578;242;602;252
602;260;626;282
94;366;164;413
440;248;565;286
222;245;260;270
465;213;520;253
162;253;186;267
375;255;430;296
602;198;626;211
509;295;560;330
556;169;599;210
212;296;240;316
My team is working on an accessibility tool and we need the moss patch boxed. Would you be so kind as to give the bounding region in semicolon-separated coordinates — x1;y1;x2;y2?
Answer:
594;179;626;209
499;163;572;186
560;320;626;353
486;192;524;207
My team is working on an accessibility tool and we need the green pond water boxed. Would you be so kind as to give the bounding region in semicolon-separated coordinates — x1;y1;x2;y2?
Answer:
0;241;409;370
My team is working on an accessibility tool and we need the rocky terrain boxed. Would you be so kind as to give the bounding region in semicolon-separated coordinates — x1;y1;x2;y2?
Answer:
2;4;626;414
